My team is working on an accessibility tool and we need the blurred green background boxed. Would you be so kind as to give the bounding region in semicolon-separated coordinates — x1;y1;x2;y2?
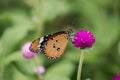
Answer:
0;0;120;80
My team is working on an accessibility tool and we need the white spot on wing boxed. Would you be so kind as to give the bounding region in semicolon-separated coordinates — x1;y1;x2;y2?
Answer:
39;37;44;43
37;44;41;48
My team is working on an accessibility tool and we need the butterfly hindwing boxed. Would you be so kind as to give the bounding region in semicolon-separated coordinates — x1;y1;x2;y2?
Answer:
42;31;69;59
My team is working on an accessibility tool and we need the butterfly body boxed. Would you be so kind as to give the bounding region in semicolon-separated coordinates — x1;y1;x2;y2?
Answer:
29;29;72;60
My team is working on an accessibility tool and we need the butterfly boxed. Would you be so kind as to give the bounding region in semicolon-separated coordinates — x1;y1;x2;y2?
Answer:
29;29;72;60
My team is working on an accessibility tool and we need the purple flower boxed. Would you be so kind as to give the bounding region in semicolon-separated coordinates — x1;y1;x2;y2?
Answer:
22;42;37;59
34;66;46;74
72;30;95;48
113;74;120;80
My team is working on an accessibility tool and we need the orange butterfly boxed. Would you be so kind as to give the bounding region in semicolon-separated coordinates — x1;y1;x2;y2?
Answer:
29;29;72;60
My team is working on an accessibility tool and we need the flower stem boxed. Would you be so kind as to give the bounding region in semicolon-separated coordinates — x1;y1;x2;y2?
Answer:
77;50;84;80
33;56;42;80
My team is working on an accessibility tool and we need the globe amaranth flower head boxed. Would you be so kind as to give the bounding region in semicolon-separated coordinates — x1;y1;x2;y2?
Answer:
34;66;46;74
22;42;37;58
113;74;120;80
73;30;95;49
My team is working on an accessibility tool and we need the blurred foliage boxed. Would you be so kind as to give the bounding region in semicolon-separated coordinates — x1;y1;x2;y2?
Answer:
0;0;120;80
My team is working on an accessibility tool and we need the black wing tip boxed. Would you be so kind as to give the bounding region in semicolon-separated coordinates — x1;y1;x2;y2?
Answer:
29;46;38;53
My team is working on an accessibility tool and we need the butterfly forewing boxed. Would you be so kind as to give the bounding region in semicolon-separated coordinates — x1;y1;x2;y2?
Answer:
29;39;40;53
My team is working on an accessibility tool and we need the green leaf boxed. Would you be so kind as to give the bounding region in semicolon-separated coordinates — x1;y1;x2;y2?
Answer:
45;61;75;78
94;71;108;80
0;50;34;77
8;10;33;29
0;51;22;67
32;0;70;21
1;27;28;54
13;59;34;77
84;47;93;54
64;49;81;62
3;64;15;80
45;75;70;80
3;63;33;80
0;10;35;55
13;66;33;80
43;0;70;21
118;41;120;55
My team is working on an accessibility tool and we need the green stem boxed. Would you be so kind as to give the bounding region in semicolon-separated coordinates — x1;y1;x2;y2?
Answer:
33;56;42;80
77;50;84;80
0;66;3;80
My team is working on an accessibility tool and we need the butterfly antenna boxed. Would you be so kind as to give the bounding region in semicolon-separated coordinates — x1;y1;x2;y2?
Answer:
71;16;78;27
66;15;79;34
